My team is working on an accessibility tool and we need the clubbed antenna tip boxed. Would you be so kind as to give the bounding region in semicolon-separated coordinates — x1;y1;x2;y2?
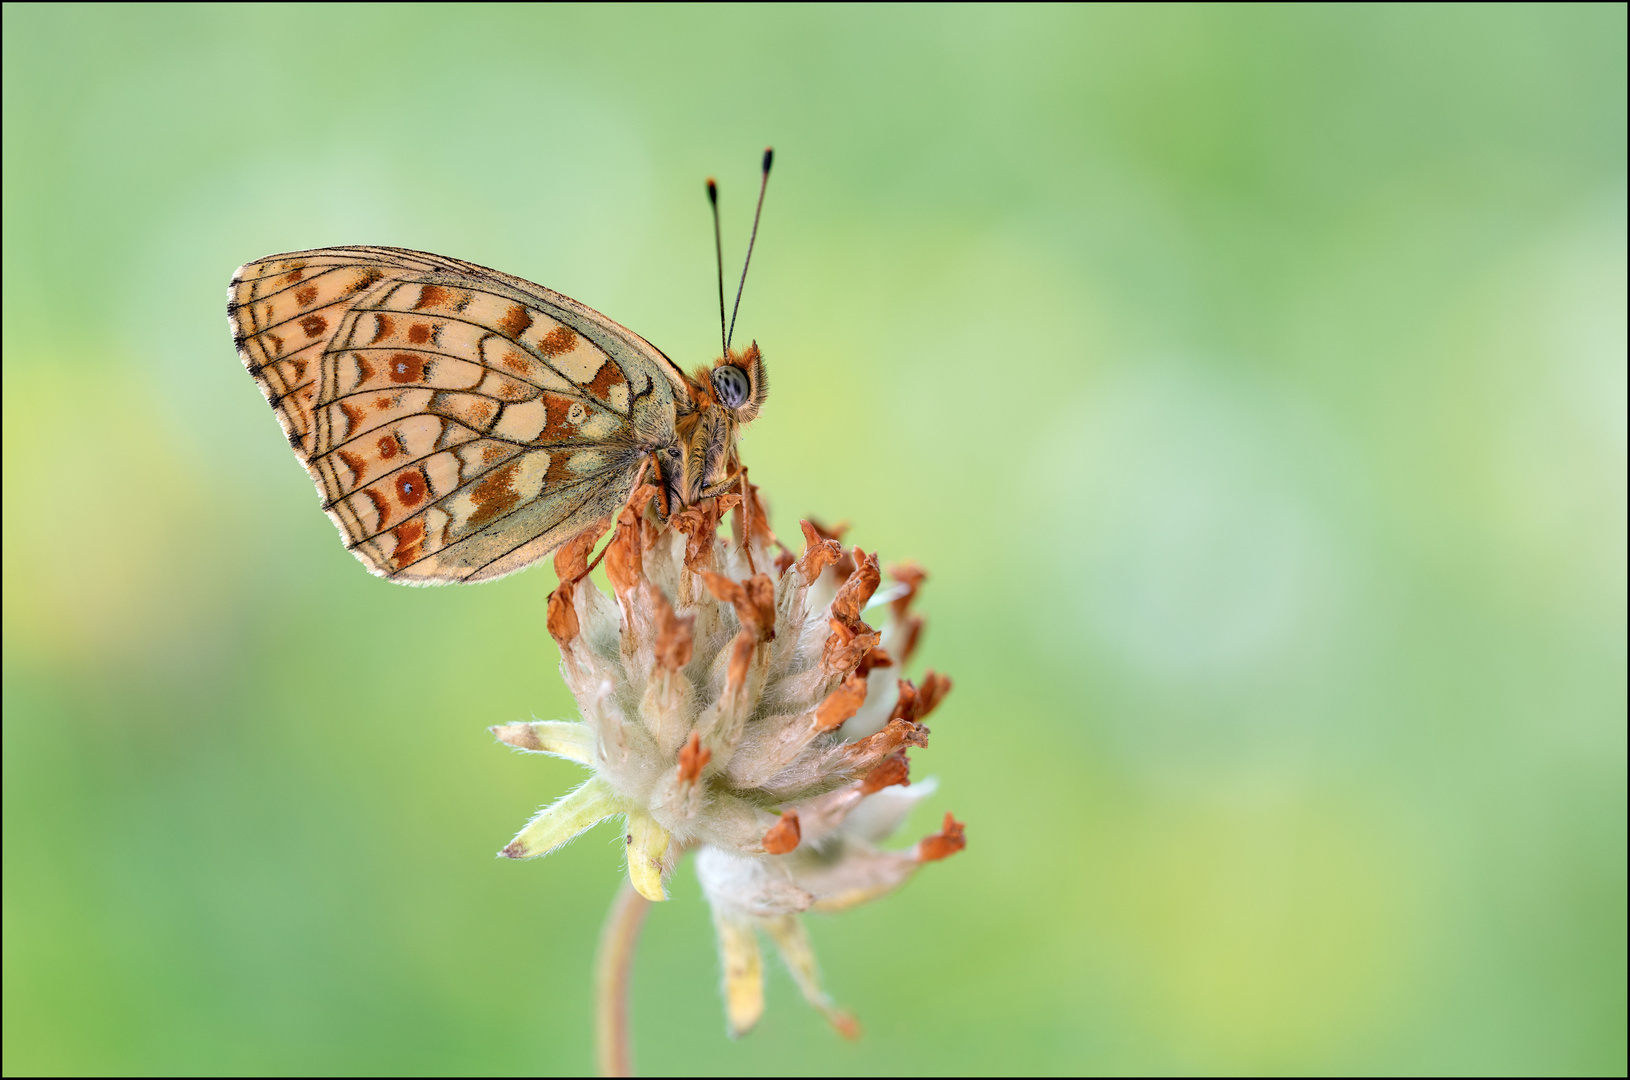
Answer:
762;147;773;173
707;178;725;358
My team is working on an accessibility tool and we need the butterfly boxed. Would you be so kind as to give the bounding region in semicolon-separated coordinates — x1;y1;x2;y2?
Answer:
227;155;773;585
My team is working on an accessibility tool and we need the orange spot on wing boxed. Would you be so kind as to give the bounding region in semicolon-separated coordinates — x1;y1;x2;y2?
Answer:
392;519;425;566
394;467;428;507
377;433;399;459
584;360;626;404
294;284;318;306
299;314;328;338
388;353;424;383
493;376;533;402
539;326;577;357
339;401;366;438
545;451;574;484
337;448;366;484
408;322;431;344
466;462;520;529
538;394;582;440
282;267;304;284
412;284;448;310
370;313;394;344
498;304;533;339
353;353;375;382
501;350;531;375
363;486;389;523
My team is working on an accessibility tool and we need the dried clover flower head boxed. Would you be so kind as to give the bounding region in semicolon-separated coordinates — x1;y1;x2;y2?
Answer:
491;487;963;1036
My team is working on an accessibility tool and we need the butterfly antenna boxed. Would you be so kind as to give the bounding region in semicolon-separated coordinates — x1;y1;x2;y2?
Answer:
726;147;773;351
707;178;727;360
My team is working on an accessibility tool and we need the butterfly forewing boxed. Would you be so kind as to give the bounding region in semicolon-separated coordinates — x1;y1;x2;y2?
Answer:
229;246;687;583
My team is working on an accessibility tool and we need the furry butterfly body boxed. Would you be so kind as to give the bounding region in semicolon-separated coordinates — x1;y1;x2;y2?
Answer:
228;246;767;584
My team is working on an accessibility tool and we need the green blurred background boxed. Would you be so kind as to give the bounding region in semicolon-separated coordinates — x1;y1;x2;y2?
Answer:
3;4;1624;1075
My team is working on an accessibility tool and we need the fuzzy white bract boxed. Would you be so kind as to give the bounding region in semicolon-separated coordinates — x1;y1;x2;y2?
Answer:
493;492;962;1036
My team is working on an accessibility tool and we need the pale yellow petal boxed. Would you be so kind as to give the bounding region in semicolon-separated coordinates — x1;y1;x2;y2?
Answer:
499;776;620;859
624;809;671;902
761;914;860;1039
712;911;764;1038
489;719;594;764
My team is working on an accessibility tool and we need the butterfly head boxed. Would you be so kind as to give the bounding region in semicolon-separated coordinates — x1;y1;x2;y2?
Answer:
706;343;767;424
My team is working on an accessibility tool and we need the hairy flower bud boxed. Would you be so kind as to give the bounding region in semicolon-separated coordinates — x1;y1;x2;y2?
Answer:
492;489;963;1036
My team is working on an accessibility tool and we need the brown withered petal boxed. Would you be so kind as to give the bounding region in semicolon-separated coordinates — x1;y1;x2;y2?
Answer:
834;718;929;774
854;646;894;678
726;630;756;687
821;619;881;678
915;671;953;720
888;679;920;724
553;520;607;584
604;498;653;596
741;574;775;637
650;585;695;671
546;585;579;645
814;673;868;732
915;813;966;862
677;731;711;784
805;517;856;582
702;571;777;642
762;810;801;854
859;751;911;794
603;538;640;598
795;520;841;582
673;497;740;571
895;615;924;666
669;507;711;570
829;548;881;626
699;570;744;606
886;561;927;620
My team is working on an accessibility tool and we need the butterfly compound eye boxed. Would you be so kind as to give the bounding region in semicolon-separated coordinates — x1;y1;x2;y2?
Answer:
712;364;752;409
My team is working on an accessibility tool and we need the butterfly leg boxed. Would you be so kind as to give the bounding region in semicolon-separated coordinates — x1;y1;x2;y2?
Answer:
553;460;655;593
647;450;674;520
697;466;759;574
737;466;758;575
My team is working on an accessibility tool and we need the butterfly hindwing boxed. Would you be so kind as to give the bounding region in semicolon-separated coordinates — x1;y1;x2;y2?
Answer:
228;246;687;583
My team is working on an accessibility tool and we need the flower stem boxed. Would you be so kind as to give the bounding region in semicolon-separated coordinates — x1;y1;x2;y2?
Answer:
595;879;650;1077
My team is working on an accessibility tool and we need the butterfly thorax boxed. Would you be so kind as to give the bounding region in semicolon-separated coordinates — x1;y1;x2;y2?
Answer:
661;343;768;510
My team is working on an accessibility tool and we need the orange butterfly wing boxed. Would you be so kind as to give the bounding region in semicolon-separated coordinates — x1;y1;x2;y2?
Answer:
228;246;688;584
